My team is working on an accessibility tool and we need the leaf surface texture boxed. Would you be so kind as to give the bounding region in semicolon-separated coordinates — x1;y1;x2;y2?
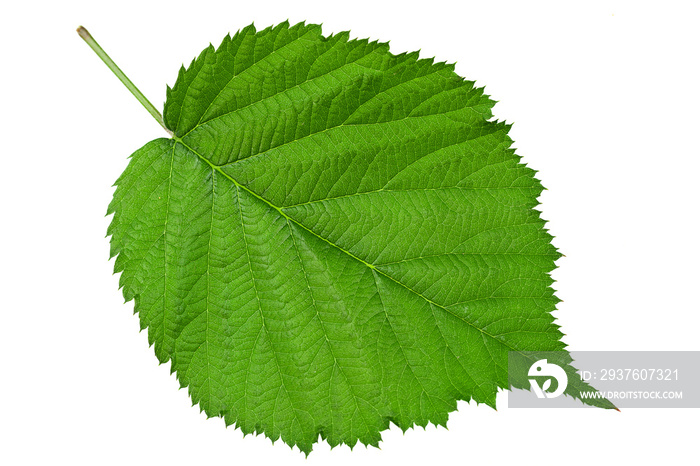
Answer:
108;21;608;454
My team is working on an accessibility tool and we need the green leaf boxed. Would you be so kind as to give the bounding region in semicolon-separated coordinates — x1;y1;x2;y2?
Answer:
107;21;612;454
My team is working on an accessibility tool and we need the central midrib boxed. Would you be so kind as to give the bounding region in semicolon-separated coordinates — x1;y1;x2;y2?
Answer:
171;136;525;356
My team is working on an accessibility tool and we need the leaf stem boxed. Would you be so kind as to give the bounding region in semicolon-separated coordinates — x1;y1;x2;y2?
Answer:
77;26;173;136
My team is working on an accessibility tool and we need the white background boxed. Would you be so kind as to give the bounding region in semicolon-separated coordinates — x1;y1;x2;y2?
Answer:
1;1;698;464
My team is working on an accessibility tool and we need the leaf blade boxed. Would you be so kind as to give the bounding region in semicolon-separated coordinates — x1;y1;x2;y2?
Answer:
109;21;611;454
